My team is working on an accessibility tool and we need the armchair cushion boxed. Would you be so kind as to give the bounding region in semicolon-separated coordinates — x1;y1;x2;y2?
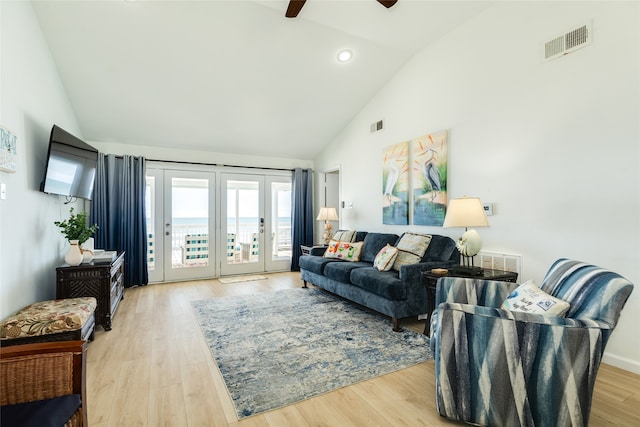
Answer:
501;280;570;317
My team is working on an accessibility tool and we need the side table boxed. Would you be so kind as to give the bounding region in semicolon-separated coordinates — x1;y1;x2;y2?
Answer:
422;268;518;334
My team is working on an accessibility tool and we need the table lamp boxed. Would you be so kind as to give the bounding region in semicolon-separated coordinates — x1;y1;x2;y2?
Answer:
316;207;339;245
442;196;489;274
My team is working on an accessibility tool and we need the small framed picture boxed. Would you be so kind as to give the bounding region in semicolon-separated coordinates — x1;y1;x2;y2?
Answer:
0;126;17;173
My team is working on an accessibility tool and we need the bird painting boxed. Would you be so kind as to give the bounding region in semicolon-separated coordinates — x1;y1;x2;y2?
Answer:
382;142;409;224
411;130;448;226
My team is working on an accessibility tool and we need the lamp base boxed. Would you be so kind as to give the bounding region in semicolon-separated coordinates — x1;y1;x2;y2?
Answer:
322;222;333;245
452;254;483;276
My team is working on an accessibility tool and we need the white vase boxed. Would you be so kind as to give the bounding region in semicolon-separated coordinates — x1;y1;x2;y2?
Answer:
65;240;83;266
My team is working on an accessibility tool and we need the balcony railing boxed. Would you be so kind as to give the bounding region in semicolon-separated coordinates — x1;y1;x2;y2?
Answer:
147;222;292;269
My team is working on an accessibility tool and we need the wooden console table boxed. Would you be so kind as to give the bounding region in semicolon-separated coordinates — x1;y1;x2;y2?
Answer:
56;251;125;331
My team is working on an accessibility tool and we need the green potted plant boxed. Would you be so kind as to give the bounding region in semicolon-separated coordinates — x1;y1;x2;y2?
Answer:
55;208;98;265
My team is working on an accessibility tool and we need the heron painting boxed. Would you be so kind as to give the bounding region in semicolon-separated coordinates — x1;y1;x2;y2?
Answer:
382;141;409;225
412;130;448;226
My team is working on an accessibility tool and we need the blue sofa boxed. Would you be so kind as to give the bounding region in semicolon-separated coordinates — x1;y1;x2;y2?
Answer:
300;232;459;331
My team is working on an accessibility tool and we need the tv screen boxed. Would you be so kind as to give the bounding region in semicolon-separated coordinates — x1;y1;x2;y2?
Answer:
41;125;98;200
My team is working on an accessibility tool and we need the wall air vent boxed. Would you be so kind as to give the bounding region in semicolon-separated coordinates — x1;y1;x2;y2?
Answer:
544;22;592;62
370;120;384;133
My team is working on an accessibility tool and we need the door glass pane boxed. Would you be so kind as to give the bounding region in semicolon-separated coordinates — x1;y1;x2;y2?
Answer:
172;177;209;269
272;182;291;259
226;180;259;264
145;176;156;271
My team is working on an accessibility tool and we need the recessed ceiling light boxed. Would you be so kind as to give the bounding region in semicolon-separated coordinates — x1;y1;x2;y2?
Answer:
337;49;353;63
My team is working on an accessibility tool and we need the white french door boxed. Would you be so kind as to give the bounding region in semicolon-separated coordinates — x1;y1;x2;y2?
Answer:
220;174;292;276
146;169;216;283
146;166;291;283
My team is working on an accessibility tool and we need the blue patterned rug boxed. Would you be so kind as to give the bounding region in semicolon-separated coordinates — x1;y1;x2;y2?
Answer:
191;288;432;419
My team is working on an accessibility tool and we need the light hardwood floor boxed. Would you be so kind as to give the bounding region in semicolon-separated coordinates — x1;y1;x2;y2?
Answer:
86;272;640;426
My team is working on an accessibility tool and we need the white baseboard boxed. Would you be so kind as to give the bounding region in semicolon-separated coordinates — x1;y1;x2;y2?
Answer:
602;352;640;374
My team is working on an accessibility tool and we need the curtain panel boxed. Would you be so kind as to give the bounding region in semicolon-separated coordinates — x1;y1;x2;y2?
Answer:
290;168;314;271
91;154;148;287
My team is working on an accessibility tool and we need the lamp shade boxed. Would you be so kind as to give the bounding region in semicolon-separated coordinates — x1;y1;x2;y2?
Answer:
316;207;339;221
443;197;489;228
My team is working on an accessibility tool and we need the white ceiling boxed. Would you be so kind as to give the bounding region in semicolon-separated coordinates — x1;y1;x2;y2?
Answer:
31;0;494;160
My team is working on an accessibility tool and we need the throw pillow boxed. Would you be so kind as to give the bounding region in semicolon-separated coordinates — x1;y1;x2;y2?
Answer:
373;244;399;271
332;230;356;242
501;280;570;317
323;240;364;262
392;233;432;271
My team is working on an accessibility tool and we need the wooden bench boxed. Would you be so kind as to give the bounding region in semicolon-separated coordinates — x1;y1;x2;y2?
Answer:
0;297;96;347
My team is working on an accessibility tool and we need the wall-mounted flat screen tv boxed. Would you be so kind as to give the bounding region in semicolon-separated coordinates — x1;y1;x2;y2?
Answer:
40;125;98;200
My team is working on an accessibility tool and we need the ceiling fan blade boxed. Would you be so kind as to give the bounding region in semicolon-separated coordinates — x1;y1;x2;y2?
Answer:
286;0;307;18
377;0;398;8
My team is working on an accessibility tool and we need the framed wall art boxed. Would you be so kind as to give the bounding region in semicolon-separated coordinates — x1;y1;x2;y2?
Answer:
0;126;17;173
382;141;409;225
411;130;448;226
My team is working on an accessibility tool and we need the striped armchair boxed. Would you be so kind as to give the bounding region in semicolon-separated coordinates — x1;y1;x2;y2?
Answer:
430;259;634;427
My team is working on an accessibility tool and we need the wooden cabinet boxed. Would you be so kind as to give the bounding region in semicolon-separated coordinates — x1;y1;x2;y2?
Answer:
56;252;125;331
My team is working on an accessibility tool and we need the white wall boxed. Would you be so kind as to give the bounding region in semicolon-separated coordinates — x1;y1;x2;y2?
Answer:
0;1;85;318
0;1;313;319
314;2;640;372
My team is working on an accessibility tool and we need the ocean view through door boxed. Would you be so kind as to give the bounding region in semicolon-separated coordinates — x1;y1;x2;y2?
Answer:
220;174;292;276
146;169;216;282
146;166;291;283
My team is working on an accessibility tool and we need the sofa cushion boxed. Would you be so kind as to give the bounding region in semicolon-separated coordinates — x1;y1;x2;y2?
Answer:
350;267;406;300
332;230;356;242
361;233;400;263
393;232;432;271
501;280;571;317
324;261;372;283
373;244;399;271
323;240;364;262
423;234;458;262
299;255;339;275
354;231;368;242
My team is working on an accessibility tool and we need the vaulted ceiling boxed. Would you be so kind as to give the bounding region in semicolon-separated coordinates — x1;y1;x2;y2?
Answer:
32;0;493;160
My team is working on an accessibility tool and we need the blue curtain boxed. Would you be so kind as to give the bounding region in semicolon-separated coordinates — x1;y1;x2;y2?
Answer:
290;168;314;271
91;154;148;287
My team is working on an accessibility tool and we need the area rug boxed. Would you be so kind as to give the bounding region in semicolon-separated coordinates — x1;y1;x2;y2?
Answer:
218;274;267;284
191;288;431;419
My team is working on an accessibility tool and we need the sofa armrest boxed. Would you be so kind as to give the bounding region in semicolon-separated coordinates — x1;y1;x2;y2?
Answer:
309;247;327;256
398;261;456;285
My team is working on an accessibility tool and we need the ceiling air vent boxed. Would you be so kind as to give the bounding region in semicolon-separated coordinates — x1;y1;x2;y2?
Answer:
544;22;592;62
370;120;384;133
